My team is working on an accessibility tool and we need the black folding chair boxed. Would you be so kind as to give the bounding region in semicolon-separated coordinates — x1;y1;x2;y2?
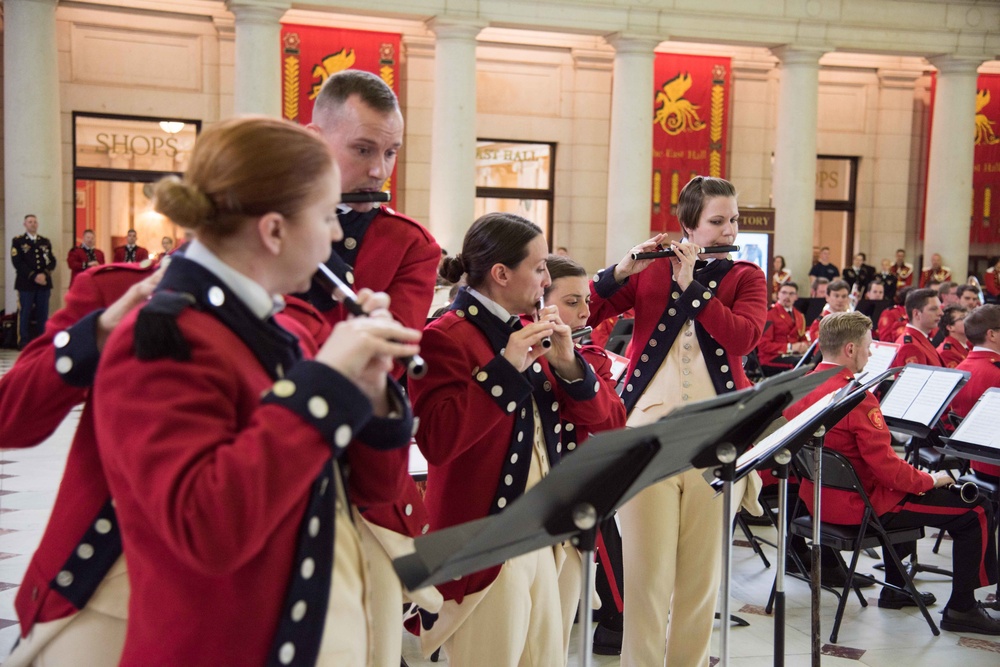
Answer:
787;445;939;643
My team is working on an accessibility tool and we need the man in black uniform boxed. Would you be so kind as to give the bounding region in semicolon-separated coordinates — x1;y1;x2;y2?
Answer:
10;214;56;348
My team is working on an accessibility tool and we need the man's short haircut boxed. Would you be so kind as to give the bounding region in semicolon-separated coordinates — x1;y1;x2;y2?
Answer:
83;228;95;235
819;311;872;357
858;252;867;261
812;277;830;290
867;278;885;292
780;281;799;292
955;284;978;300
939;304;968;332
936;281;956;298
964;304;1000;346
828;279;850;294
820;246;830;252
127;228;136;234
896;248;906;255
24;214;36;221
312;70;398;124
905;288;938;320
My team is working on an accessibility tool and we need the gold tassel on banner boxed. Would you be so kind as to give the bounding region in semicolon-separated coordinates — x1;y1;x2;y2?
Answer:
670;171;680;215
282;32;301;122
653;170;662;215
984;186;992;229
709;65;725;178
379;43;395;89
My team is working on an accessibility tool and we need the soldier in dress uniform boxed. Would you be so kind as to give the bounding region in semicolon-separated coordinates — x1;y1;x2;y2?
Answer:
956;284;982;310
936;305;971;368
0;260;161;667
409;213;619;666
587;176;767;666
842;252;875;296
951;305;1000;481
544;254;628;655
771;254;792;303
890;288;944;368
920;253;952;287
878;286;911;343
67;229;106;287
890;248;914;290
876;259;898;303
10;214;57;348
787;311;999;633
807;279;851;342
94;117;422;666
758;281;809;371
306;69;443;666
111;229;149;264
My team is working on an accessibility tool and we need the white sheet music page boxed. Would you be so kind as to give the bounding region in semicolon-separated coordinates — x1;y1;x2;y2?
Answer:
951;388;1000;450
880;366;965;427
861;341;899;380
734;390;838;471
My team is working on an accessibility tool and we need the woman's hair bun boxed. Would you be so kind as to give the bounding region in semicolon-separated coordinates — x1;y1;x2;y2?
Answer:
153;176;214;230
439;254;467;284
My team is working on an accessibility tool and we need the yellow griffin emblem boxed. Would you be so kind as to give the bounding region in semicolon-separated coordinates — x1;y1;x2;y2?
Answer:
975;89;1000;146
654;72;706;136
308;49;357;100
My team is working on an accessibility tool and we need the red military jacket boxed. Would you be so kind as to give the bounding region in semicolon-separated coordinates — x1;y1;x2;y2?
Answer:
588;258;767;416
878;305;908;343
807;305;837;343
920;266;952;287
94;256;409;665
410;290;618;601
758;302;807;367
112;245;150;263
317;206;441;539
889;262;913;289
66;246;106;286
785;363;934;523
0;263;155;635
937;335;970;368
952;349;1000;477
561;344;627;448
985;268;999;299
892;325;944;367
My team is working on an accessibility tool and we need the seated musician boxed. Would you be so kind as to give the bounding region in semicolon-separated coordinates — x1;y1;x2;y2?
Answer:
936;305;971;368
758;281;809;371
952;304;1000;483
878;286;911;343
807;279;851;342
891;288;943;367
785;311;1000;634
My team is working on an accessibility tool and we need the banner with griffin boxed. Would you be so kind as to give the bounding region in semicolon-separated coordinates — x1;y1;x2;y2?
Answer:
280;24;400;125
973;73;1000;244
651;53;731;234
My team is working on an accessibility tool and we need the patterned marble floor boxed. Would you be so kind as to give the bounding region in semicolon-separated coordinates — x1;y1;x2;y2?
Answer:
1;347;999;665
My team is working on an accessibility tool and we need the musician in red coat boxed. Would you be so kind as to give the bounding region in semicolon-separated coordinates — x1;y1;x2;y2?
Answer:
94;118;422;666
306;69;443;665
0;262;160;666
951;305;1000;479
111;229;150;263
409;213;617;665
544;253;628;653
891;288;944;368
587;176;767;666
936;305;971;368
66;229;106;286
984;258;1000;302
878;286;911;342
920;253;953;287
889;248;914;290
758;281;809;370
806;279;851;342
786;311;999;632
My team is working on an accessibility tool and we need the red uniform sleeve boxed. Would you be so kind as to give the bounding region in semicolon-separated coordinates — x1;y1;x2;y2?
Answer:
66;247;86;273
588;266;639;328
577;346;626;433
757;311;787;361
850;397;933;495
384;232;440;332
693;265;768;357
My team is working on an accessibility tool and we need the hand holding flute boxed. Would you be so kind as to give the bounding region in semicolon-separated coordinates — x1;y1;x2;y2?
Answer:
501;304;582;380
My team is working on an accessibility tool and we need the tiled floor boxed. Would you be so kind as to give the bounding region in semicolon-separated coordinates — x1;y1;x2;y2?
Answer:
2;347;999;665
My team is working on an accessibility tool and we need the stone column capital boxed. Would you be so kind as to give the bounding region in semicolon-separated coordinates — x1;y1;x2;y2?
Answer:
928;55;983;76
605;33;661;56
225;0;290;24
426;16;486;42
771;46;825;68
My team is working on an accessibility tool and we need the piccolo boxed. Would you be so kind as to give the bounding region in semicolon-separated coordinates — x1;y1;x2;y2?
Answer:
340;191;391;204
536;296;552;349
571;326;593;341
631;245;740;260
314;263;428;379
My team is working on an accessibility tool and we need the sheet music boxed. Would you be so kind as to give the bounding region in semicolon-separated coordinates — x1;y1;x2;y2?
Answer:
733;390;838;471
408;441;429;477
607;350;629;382
880;366;964;427
861;341;899;380
952;389;1000;450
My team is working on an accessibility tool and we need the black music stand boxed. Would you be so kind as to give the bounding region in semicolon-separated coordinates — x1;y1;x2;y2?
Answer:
940;387;1000;610
395;367;836;667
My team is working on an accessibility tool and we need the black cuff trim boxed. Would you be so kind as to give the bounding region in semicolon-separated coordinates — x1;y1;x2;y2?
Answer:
592;264;626;299
474;355;533;413
53;309;104;388
675;280;713;320
356;378;413;451
556;351;601;401
262;361;373;456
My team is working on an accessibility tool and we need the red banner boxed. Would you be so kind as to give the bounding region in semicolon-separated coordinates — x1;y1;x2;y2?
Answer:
973;74;1000;244
651;53;731;234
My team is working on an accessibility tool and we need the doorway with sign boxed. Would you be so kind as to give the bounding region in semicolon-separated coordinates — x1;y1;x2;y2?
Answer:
73;112;200;262
814;156;858;271
475;140;555;245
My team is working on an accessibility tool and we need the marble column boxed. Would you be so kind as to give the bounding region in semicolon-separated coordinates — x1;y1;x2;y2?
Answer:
924;56;981;281
426;17;485;255
227;0;289;117
771;47;824;287
4;0;63;312
605;35;659;265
